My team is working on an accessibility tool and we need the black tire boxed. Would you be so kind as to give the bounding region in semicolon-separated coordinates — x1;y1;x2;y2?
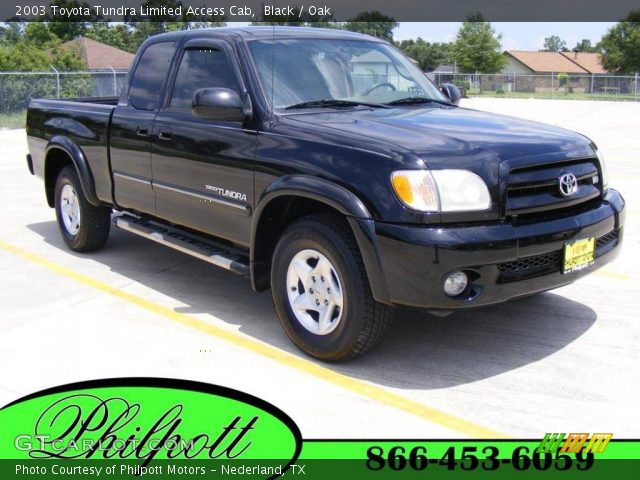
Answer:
54;166;111;252
271;214;393;361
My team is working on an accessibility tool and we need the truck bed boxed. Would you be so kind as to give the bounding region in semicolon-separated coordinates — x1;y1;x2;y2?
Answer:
26;97;118;205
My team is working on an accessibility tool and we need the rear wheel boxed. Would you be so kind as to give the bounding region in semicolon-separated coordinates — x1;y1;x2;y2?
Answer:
54;166;111;252
271;214;393;361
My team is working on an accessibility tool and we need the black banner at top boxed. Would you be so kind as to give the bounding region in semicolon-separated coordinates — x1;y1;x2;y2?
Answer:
4;0;640;22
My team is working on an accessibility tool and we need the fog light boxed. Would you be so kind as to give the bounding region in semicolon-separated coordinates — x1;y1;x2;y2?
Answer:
444;271;468;297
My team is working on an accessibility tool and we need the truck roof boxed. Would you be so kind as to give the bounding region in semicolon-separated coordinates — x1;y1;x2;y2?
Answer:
146;26;383;43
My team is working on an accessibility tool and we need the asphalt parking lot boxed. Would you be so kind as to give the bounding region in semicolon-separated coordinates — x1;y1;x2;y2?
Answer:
1;98;639;439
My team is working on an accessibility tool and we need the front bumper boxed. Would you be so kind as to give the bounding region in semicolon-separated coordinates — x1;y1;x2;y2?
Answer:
373;189;625;309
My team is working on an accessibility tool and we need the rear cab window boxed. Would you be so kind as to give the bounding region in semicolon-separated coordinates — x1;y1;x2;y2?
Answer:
128;41;176;110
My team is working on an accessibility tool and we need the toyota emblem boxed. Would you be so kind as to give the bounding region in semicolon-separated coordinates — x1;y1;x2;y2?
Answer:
558;173;578;197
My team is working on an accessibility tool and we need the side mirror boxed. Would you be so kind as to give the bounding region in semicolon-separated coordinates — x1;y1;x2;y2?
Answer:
192;88;246;122
440;83;461;106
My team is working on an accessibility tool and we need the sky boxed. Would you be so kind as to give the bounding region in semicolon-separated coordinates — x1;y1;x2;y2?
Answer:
393;22;617;50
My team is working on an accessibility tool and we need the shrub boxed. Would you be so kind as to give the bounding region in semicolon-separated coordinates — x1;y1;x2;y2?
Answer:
557;72;569;85
556;72;570;94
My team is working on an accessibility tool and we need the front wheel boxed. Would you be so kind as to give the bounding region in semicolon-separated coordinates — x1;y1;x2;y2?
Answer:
54;166;111;252
271;214;393;361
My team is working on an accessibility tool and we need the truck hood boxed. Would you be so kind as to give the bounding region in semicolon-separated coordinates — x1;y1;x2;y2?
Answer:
286;105;594;165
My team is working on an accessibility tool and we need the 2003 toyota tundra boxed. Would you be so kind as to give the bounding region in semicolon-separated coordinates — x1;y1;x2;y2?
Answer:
25;27;625;361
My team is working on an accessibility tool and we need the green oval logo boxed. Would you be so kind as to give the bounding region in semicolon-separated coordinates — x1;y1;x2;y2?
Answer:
0;378;301;478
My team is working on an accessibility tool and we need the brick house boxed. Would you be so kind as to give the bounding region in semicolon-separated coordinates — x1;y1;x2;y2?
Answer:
501;50;612;94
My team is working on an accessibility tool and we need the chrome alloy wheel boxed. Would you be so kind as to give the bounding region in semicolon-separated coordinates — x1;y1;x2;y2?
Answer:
286;249;344;335
60;184;81;235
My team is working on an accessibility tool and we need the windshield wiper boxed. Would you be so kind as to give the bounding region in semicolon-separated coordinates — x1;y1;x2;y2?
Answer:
284;99;391;110
385;97;452;106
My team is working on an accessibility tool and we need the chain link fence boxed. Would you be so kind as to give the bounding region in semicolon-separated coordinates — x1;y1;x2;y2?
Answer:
1;69;639;130
429;72;640;101
0;70;128;129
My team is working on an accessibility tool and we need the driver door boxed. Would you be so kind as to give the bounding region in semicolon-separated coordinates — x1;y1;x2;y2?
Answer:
151;39;256;246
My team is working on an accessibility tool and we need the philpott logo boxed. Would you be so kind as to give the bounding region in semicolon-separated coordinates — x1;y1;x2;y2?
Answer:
0;378;301;477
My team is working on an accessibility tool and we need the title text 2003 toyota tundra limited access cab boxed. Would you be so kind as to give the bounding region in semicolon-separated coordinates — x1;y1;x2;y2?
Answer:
26;27;625;361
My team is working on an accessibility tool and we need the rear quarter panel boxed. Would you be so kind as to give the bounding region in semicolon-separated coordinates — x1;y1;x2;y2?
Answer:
26;99;115;204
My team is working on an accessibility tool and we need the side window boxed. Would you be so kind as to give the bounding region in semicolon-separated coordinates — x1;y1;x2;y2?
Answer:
170;48;240;110
128;42;176;110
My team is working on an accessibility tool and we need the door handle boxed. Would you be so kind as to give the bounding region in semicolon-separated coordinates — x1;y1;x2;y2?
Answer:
158;129;172;140
136;126;149;137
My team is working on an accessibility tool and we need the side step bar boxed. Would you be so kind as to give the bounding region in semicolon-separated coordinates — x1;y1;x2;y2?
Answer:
114;216;250;275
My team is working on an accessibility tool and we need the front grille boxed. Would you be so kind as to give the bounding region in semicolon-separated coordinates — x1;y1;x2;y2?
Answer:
596;230;618;249
498;229;618;282
506;159;601;218
510;198;601;226
498;251;561;274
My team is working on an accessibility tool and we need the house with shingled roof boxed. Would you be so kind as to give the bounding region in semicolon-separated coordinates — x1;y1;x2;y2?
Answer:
59;37;134;97
501;50;616;94
62;36;134;71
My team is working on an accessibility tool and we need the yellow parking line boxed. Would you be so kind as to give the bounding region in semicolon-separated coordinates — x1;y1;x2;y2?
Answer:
0;239;507;439
594;270;631;280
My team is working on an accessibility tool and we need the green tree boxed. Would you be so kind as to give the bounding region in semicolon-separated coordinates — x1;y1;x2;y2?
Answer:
542;35;568;52
599;10;640;73
0;42;57;71
342;11;398;41
0;23;23;45
574;39;600;53
43;1;102;41
453;15;506;73
85;23;136;52
0;37;87;71
398;38;453;71
23;23;58;44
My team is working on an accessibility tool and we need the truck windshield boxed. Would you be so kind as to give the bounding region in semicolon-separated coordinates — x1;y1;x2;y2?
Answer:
248;38;448;110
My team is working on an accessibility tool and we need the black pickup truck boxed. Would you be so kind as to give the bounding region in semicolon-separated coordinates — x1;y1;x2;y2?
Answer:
26;27;625;361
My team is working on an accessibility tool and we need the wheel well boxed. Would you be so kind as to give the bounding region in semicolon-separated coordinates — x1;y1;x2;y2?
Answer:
252;196;345;291
44;148;73;208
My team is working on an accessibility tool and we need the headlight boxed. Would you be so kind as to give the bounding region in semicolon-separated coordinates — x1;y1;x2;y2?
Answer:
391;170;439;211
595;148;608;190
391;169;491;212
431;170;492;212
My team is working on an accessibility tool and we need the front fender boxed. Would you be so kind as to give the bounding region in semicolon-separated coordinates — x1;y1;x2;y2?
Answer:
255;175;372;220
251;175;391;304
45;136;100;207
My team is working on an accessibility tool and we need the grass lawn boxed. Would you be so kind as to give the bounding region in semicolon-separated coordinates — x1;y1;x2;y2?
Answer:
0;111;26;130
